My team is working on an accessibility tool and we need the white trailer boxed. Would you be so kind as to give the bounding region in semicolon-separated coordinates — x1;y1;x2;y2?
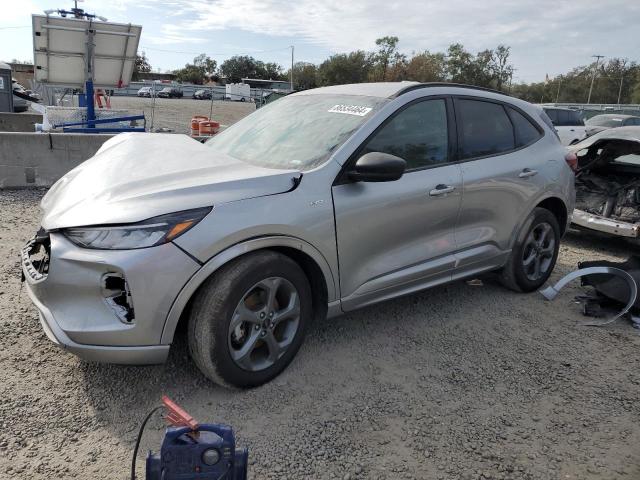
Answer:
225;83;251;102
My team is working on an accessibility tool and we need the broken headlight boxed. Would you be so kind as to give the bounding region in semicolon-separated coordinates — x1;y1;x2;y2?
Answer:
63;207;211;250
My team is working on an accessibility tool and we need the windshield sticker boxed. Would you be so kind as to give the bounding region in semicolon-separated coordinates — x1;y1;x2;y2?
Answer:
328;105;373;116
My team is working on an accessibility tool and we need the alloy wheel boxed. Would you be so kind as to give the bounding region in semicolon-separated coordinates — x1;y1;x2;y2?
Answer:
228;277;301;372
521;222;556;281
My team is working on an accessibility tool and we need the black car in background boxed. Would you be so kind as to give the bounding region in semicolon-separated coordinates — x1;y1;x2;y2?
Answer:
193;89;213;100
158;87;183;98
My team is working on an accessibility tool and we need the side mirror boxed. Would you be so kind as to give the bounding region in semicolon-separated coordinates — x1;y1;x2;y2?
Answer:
348;152;406;182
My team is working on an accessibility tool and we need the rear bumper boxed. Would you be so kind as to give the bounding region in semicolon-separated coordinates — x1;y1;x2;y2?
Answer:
572;209;640;238
25;279;170;364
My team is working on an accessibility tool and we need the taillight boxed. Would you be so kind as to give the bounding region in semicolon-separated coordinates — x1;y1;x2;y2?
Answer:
565;152;578;172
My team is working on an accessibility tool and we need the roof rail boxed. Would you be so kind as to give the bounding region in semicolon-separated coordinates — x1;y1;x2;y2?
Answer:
392;82;510;98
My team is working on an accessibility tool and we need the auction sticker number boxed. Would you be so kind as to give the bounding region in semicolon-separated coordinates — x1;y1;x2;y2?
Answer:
328;105;372;116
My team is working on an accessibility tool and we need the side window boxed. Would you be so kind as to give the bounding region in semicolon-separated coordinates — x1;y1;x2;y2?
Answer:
507;107;542;147
544;109;559;125
457;99;515;159
556;110;569;126
362;99;448;170
568;111;585;126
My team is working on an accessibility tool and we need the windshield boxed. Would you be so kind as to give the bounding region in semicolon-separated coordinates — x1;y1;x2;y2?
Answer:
586;116;625;127
206;94;388;171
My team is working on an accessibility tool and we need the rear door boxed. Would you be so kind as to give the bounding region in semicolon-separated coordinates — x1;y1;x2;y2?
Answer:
332;97;463;310
454;97;546;273
560;110;586;144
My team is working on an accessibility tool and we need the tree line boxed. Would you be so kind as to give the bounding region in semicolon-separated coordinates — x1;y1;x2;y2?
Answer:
135;37;640;104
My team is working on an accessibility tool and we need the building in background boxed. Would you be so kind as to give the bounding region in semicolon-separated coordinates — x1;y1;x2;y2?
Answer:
9;63;34;89
241;78;292;92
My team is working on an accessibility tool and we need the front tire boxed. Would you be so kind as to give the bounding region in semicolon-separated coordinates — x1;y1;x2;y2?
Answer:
499;207;561;292
188;251;312;388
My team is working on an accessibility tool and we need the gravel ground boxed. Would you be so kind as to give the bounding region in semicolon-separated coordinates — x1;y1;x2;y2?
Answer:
108;96;256;134
1;189;639;480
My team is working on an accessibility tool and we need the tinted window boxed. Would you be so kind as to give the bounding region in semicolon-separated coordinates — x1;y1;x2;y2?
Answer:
458;99;514;158
508;108;541;147
567;110;585;126
362;99;448;170
544;108;559;124
555;110;583;126
543;108;584;127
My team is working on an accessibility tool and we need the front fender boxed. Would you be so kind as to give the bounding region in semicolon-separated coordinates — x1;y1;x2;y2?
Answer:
160;235;337;344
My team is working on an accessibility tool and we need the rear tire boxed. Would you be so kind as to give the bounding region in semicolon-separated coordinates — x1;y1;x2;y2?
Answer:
188;251;312;388
499;207;561;292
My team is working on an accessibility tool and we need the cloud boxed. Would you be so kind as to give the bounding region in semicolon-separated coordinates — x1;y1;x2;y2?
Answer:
153;0;639;53
144;24;208;45
5;0;639;79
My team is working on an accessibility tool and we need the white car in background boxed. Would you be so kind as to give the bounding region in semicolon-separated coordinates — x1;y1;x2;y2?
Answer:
543;107;587;145
137;86;154;97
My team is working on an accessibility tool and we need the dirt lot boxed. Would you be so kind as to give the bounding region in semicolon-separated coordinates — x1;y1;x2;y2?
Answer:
1;189;639;480
108;96;255;134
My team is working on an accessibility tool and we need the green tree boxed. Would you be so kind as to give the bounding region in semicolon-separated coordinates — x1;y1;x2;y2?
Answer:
446;43;475;83
405;51;447;82
286;62;318;90
317;51;373;86
220;56;259;82
373;36;400;81
174;54;217;84
132;51;151;81
259;62;285;80
632;71;640;103
193;54;217;76
220;56;284;82
490;45;514;91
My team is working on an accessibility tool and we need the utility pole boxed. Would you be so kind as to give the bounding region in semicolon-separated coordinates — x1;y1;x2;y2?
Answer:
290;45;294;92
587;55;604;104
555;75;562;103
617;74;624;106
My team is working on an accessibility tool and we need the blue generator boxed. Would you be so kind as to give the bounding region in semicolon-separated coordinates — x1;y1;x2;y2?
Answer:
146;424;248;480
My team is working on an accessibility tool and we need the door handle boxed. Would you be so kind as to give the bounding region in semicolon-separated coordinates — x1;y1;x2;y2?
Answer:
518;168;538;178
429;184;455;196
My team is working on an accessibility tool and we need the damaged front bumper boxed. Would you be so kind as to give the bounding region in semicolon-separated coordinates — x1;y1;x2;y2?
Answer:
572;209;640;238
21;231;201;365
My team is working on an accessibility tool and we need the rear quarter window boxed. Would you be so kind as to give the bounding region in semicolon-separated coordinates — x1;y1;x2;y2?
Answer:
507;108;542;147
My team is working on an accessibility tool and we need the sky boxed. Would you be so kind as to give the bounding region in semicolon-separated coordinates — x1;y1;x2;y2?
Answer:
1;0;639;83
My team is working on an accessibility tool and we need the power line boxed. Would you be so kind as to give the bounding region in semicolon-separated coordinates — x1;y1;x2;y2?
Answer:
0;25;31;30
141;45;292;57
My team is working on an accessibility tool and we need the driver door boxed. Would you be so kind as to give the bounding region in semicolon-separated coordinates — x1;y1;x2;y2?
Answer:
332;97;462;311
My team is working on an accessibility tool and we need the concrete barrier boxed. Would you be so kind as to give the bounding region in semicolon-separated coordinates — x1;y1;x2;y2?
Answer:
0;113;43;132
0;132;114;188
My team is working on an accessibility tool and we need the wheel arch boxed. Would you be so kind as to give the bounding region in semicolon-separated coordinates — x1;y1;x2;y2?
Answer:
508;195;569;251
536;196;569;236
160;236;337;344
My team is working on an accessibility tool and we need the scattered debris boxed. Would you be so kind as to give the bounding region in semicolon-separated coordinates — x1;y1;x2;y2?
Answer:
540;264;638;327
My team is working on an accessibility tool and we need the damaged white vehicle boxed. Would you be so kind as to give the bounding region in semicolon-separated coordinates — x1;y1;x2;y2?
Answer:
571;126;640;238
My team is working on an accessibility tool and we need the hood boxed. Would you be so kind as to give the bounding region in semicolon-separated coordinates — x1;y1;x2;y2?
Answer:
585;125;609;136
569;126;640;153
41;133;301;230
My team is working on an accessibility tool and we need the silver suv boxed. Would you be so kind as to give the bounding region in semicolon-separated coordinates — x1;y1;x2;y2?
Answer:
22;82;575;388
